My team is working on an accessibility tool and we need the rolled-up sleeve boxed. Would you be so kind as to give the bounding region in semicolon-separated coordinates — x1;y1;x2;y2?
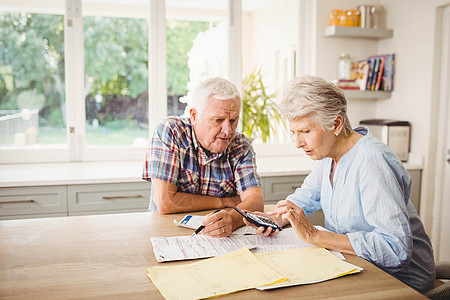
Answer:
142;121;180;184
232;138;261;194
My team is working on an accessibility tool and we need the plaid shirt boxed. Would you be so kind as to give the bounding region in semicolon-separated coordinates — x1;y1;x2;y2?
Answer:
142;117;261;211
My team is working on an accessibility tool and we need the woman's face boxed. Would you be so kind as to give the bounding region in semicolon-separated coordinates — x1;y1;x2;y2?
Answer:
289;115;336;160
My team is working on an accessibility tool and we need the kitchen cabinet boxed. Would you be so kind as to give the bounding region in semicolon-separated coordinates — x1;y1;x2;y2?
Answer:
0;186;67;220
68;182;150;216
409;170;421;211
0;171;421;221
0;182;150;220
261;175;324;226
262;175;305;204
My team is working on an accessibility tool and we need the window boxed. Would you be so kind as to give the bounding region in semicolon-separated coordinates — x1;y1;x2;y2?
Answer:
0;0;299;164
0;10;67;149
241;0;297;143
83;15;149;147
166;0;227;116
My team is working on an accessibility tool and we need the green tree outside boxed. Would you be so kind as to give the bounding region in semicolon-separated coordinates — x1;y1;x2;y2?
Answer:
0;11;212;145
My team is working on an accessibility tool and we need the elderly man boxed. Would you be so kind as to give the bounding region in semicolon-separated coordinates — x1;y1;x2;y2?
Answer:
143;77;264;237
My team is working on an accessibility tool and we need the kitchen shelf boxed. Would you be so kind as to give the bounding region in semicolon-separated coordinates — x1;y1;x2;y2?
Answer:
342;90;391;99
324;25;393;39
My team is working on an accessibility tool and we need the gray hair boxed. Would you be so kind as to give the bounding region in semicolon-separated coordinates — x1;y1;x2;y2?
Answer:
279;75;353;136
191;77;242;114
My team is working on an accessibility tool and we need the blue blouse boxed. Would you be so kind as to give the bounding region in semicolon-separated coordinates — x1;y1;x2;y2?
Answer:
285;127;435;293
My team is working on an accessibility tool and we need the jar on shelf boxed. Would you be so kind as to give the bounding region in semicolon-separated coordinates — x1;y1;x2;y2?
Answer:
370;6;385;28
339;9;360;26
358;5;373;28
329;9;343;26
337;53;352;80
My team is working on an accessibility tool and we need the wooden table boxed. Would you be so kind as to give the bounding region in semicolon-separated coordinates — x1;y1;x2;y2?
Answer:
0;210;426;299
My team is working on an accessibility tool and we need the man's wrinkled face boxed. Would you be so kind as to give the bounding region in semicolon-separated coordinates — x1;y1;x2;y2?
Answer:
191;96;240;153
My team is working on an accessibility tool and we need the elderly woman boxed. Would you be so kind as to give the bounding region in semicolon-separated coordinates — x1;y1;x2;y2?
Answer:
244;75;435;293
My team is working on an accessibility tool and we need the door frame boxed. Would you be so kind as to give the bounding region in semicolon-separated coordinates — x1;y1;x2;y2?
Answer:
431;4;450;261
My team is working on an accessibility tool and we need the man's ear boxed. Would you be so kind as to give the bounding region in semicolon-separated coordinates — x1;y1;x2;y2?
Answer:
190;107;198;125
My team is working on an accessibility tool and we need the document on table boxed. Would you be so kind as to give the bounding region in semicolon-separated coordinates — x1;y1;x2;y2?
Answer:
173;214;257;234
150;234;257;262
247;227;345;260
158;216;345;262
146;247;287;299
255;246;362;290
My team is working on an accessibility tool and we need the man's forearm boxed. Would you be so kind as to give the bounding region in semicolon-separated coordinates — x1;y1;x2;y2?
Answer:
157;191;240;214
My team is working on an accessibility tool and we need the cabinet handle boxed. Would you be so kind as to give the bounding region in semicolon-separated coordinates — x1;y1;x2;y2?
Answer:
0;199;34;204
102;195;144;200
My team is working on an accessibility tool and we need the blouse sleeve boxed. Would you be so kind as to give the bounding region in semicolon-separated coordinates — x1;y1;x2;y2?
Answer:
347;151;413;271
283;160;324;216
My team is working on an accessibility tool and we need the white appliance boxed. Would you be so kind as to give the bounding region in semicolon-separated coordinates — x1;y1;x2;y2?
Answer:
359;119;411;162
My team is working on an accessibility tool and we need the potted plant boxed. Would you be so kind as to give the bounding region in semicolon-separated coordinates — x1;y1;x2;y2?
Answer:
241;68;286;143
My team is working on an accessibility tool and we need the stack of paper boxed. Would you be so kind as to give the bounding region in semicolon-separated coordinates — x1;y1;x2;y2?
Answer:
146;246;362;299
147;248;286;299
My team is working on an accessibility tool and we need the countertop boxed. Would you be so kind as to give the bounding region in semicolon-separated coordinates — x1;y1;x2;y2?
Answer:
0;153;423;188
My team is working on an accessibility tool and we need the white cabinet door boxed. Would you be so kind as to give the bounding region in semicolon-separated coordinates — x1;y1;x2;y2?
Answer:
0;186;67;219
68;182;150;215
262;175;306;203
262;175;324;226
409;170;421;212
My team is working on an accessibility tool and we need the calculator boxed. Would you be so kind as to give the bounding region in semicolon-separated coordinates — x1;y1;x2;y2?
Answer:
232;206;282;231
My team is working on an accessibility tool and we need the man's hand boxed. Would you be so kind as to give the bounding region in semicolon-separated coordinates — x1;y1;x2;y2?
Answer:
200;210;233;237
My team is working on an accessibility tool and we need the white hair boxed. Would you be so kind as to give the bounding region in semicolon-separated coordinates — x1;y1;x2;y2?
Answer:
280;75;353;136
191;77;241;115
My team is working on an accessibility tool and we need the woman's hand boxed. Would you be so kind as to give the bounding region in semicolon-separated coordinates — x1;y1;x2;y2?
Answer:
273;200;318;244
242;211;287;237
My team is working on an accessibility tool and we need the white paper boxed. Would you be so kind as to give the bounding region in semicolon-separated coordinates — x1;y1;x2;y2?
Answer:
151;234;257;262
167;217;344;261
245;227;345;260
173;215;204;229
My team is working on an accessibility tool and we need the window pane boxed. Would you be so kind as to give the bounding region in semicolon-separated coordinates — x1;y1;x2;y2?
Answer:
83;15;149;146
241;0;296;143
166;0;227;115
0;11;66;148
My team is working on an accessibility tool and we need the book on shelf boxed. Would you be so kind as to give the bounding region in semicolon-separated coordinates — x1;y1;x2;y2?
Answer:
359;53;395;92
365;57;375;91
375;55;386;91
354;60;369;90
370;57;380;91
382;53;396;91
337;79;360;90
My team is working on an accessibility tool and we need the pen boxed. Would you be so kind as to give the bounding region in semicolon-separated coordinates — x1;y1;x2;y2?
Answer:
190;209;221;237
